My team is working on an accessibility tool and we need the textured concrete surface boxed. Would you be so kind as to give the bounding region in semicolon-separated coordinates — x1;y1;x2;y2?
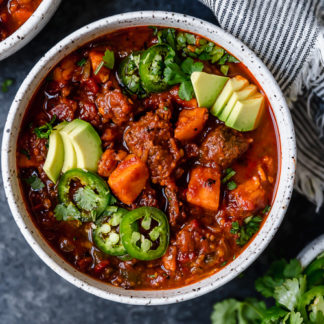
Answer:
0;0;323;323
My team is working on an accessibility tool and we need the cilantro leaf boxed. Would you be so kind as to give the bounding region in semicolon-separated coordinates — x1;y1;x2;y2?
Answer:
74;186;99;211
309;295;324;323
185;33;196;45
180;57;203;74
25;175;45;191
77;58;87;67
178;80;194;101
164;62;187;85
274;276;306;311
103;49;115;69
262;306;288;322
282;311;303;324
54;203;81;221
211;298;265;324
1;79;13;92
283;259;302;278
33;115;57;139
235;216;263;246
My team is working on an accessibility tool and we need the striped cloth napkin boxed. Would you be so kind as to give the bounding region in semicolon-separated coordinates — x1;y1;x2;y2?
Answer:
200;0;324;210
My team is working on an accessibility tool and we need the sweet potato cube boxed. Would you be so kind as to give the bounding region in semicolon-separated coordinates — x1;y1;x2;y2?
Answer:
89;50;110;83
230;176;266;212
108;154;149;205
186;166;220;211
174;107;208;142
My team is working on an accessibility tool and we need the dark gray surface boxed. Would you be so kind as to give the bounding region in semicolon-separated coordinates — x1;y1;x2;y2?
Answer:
0;1;323;323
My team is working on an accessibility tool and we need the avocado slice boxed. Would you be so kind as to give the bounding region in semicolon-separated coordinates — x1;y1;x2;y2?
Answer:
60;128;77;173
191;72;229;108
64;119;102;172
225;93;265;131
218;84;257;122
43;130;64;183
210;75;249;117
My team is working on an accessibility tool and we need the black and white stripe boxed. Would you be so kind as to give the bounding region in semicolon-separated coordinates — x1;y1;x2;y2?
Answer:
201;0;324;208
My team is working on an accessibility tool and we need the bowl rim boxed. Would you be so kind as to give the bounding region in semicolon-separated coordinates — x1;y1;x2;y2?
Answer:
298;234;324;268
1;10;296;305
0;0;61;61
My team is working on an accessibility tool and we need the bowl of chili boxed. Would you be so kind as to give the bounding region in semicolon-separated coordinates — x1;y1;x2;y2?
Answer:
2;11;296;304
0;0;61;60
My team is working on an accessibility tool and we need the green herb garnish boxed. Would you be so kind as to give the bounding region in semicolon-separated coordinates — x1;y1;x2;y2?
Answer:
211;255;324;324
25;175;45;190
102;49;115;69
222;168;236;184
1;79;13;92
94;61;104;75
227;180;237;190
33;115;57;139
54;203;81;221
230;216;263;246
20;149;30;160
164;57;204;101
77;58;87;67
74;186;100;211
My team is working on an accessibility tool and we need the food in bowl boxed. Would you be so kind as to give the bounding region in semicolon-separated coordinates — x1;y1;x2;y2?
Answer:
0;0;42;41
16;26;279;290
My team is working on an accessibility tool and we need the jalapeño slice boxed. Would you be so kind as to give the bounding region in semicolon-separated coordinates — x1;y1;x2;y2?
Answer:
118;51;144;95
139;44;174;93
58;168;110;222
120;207;170;261
93;207;129;256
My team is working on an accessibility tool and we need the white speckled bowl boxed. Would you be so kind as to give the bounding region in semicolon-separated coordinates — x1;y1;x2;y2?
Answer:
298;235;324;268
1;11;296;305
0;0;61;60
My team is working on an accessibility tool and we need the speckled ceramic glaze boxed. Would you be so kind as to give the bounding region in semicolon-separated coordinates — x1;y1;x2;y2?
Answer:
0;0;61;60
298;235;324;268
1;11;296;305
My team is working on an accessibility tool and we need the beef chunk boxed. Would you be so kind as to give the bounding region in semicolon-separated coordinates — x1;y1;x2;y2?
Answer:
96;89;133;125
124;112;183;185
200;125;252;168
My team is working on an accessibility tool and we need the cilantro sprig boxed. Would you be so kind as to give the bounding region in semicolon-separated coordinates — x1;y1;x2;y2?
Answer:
94;49;115;75
25;175;45;191
211;255;324;323
164;57;204;100
33;115;57;139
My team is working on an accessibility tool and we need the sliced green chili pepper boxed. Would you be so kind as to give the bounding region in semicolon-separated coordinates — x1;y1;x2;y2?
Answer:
58;168;110;222
139;44;175;93
93;207;130;256
118;51;145;96
120;207;170;261
298;286;324;322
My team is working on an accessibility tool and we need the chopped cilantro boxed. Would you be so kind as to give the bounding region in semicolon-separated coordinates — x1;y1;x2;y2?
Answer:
262;205;271;214
227;180;237;190
77;58;87;67
220;64;229;76
222;168;236;184
74;186;100;212
232;215;263;246
25;175;45;191
221;261;227;267
163;106;168;111
54;203;81;221
103;49;115;69
1;79;13;93
164;57;203;101
33;115;57;139
94;61;104;75
20;149;30;160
